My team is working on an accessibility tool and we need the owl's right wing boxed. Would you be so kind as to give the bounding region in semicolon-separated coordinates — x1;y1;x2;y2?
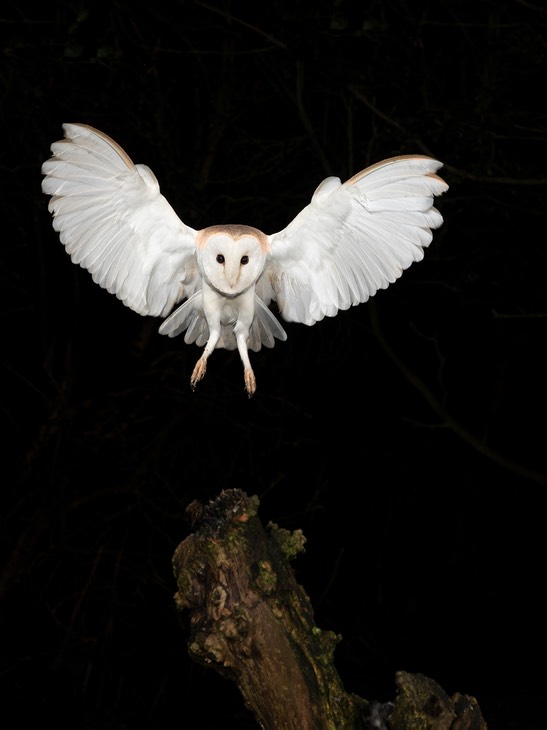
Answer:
41;123;199;318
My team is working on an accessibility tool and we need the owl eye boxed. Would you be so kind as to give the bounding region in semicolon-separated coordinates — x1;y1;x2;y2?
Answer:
216;254;225;264
240;255;249;265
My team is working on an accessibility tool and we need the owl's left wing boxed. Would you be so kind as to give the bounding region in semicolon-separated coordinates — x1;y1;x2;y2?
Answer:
266;155;448;325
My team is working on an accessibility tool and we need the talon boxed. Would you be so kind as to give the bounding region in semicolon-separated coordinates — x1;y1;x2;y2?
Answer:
244;369;256;397
191;357;207;390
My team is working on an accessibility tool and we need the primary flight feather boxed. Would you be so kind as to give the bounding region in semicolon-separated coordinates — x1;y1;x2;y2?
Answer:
41;123;448;395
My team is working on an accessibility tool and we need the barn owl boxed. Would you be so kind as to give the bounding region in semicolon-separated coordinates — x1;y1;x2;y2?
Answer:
41;123;448;396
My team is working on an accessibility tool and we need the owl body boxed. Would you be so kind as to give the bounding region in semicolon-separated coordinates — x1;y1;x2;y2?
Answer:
41;123;448;395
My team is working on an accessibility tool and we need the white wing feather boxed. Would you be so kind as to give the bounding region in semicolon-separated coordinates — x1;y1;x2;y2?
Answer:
266;155;448;325
41;123;199;318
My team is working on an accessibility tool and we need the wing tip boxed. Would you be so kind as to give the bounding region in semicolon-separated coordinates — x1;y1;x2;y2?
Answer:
347;154;446;186
57;123;135;169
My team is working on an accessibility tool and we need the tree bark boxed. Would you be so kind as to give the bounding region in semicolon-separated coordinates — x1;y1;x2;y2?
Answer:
172;489;487;729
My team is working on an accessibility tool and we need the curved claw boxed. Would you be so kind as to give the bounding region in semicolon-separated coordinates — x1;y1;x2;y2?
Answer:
191;356;207;390
244;368;256;398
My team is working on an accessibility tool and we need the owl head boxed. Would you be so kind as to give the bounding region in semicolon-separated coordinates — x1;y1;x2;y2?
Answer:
196;224;269;297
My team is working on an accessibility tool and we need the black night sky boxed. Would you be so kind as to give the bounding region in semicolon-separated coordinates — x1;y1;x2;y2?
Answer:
2;2;547;728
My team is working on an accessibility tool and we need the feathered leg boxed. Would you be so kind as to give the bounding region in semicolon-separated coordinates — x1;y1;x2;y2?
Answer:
235;330;256;397
191;289;222;390
233;290;257;396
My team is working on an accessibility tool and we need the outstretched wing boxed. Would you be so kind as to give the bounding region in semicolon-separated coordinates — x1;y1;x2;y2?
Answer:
41;123;199;318
266;155;448;325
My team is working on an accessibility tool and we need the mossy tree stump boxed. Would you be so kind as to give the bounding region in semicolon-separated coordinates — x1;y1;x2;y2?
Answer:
172;489;487;729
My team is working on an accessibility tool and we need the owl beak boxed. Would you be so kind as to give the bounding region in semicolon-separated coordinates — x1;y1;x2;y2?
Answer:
225;258;241;290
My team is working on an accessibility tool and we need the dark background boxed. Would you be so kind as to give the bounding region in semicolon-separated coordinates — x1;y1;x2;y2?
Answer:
2;1;546;728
